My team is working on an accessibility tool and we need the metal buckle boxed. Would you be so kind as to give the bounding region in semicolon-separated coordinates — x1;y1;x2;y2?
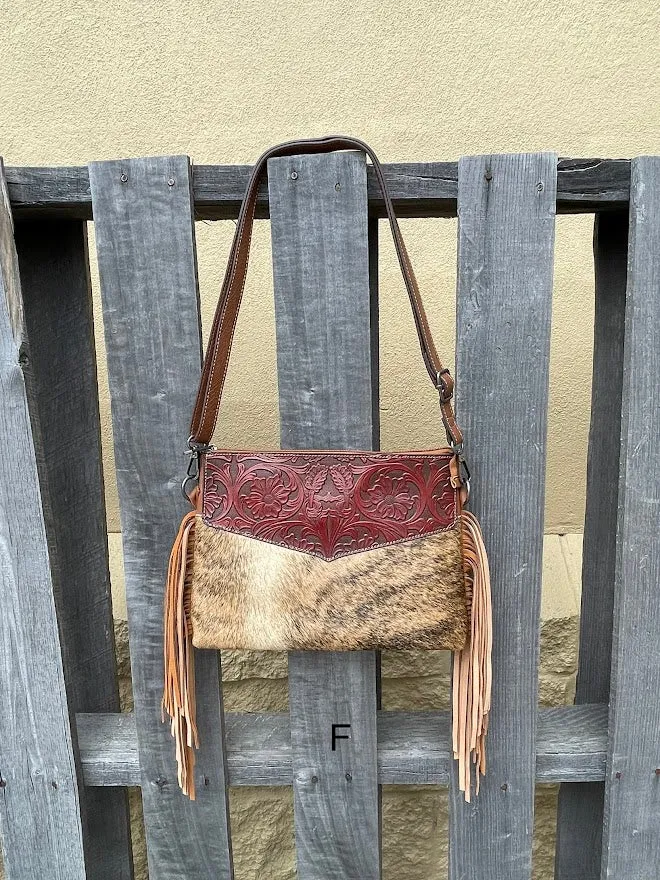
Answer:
436;369;452;402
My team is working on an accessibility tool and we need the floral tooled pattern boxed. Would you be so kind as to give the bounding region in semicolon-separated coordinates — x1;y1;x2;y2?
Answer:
244;476;292;517
202;452;457;561
365;475;415;521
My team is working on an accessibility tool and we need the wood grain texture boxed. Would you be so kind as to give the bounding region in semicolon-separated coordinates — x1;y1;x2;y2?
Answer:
89;156;233;880
601;156;660;878
555;211;628;880
76;705;609;788
448;153;557;880
14;218;133;879
3;159;630;220
0;163;88;879
268;151;381;879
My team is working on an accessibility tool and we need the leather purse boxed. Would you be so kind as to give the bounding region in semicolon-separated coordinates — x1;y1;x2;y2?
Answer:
162;136;492;802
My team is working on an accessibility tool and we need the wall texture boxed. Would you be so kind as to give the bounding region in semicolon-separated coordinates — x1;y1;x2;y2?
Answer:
0;0;656;535
0;1;658;878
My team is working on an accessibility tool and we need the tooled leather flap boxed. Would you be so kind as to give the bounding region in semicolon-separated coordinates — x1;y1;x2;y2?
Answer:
201;451;458;561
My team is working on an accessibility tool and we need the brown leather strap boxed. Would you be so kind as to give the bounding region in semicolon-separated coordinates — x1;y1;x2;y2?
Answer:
189;136;463;448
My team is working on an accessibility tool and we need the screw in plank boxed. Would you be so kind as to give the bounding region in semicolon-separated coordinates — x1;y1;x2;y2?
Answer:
335;182;341;191
51;780;58;790
537;181;545;192
500;782;508;792
154;776;168;790
615;771;622;780
345;772;352;782
120;173;128;183
167;178;175;187
484;169;493;182
310;775;318;784
290;171;298;180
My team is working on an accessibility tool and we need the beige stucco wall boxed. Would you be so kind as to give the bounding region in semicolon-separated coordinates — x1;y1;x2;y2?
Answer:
0;0;657;536
0;2;658;879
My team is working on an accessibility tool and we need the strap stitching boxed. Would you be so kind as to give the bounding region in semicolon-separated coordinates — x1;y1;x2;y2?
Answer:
198;207;255;442
193;138;462;445
198;198;253;432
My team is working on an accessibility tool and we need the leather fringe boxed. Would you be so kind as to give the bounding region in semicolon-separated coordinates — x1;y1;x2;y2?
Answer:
161;509;198;800
452;510;492;802
163;504;491;803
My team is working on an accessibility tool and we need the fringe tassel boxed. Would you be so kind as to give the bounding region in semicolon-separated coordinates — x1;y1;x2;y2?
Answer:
161;509;198;799
452;510;492;802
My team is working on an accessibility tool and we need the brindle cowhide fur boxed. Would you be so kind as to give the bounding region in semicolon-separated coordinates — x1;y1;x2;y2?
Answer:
189;516;468;651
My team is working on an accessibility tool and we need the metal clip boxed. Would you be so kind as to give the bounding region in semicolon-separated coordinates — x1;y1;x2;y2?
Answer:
451;442;471;502
181;453;199;502
181;437;215;502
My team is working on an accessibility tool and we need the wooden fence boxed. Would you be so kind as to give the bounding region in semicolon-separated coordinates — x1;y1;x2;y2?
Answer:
0;149;658;880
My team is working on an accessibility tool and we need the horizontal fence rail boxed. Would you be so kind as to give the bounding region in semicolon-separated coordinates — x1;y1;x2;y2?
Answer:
77;706;608;788
5;158;631;219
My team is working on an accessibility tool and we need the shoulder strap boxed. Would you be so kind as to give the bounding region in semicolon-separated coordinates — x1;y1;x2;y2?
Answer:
189;136;463;448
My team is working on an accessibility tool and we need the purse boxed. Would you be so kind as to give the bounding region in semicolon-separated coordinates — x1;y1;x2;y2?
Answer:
162;136;492;802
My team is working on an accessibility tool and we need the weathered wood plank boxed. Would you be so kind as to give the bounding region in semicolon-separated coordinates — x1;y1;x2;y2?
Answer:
449;153;557;880
0;163;88;878
268;151;381;879
555;210;628;880
4;159;630;219
14;218;133;879
78;713;141;788
77;704;609;787
89;156;233;880
601;156;660;877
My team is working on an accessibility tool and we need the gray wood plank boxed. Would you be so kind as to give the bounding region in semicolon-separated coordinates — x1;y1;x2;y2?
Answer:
535;705;608;784
601;155;660;878
3;159;630;220
76;705;609;787
268;151;381;880
78;713;141;788
89;156;233;880
555;210;628;880
449;153;557;880
0;163;88;878
14;217;133;880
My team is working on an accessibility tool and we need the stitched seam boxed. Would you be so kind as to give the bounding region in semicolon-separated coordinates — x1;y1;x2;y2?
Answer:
198;233;246;434
380;197;431;355
206;217;256;441
395;229;438;367
198;200;255;439
205;451;455;462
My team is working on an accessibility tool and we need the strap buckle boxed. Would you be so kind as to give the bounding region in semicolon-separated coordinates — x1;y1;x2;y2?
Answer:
436;368;453;403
